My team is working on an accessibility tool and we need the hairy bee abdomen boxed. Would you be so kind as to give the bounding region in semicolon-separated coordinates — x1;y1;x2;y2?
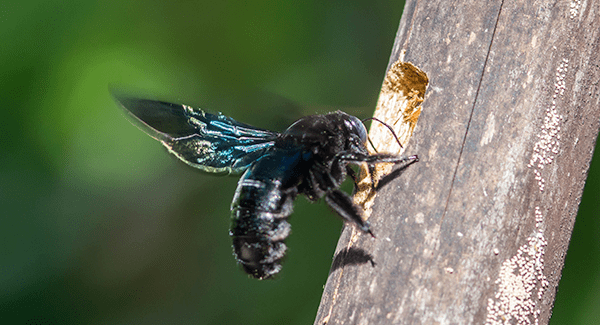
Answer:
230;156;300;279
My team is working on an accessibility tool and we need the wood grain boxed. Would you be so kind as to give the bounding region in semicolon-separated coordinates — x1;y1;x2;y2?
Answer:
315;0;600;324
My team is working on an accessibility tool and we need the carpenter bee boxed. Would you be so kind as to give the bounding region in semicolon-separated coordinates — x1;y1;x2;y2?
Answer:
115;94;418;279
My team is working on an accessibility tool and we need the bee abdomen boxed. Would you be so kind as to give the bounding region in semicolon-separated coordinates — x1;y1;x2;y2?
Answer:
230;178;296;279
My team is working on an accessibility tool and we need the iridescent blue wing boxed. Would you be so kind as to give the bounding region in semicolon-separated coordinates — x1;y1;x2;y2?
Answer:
115;95;279;174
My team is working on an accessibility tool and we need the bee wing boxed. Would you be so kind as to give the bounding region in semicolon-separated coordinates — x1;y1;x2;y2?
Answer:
114;95;279;174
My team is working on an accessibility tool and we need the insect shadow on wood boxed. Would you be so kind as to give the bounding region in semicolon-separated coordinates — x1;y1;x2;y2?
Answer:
329;247;376;275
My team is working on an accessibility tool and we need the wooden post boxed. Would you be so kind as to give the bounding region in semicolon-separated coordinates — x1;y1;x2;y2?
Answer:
315;0;600;324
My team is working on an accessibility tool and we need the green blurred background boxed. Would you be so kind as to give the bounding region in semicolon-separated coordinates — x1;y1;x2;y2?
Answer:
0;1;597;324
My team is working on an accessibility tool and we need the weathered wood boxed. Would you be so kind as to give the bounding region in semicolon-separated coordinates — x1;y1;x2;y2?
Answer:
315;1;600;324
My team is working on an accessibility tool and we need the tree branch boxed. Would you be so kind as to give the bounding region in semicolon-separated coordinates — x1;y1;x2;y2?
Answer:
315;0;600;324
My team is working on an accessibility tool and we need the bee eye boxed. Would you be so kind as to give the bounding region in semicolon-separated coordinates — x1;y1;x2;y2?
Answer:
345;116;367;144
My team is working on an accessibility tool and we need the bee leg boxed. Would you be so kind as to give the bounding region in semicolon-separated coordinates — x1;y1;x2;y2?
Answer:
337;153;418;190
325;189;375;237
336;153;418;165
375;157;419;190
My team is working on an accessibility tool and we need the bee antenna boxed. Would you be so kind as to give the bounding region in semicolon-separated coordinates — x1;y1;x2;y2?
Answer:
362;117;404;150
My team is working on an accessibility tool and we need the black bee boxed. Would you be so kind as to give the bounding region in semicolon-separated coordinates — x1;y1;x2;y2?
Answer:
115;94;417;279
